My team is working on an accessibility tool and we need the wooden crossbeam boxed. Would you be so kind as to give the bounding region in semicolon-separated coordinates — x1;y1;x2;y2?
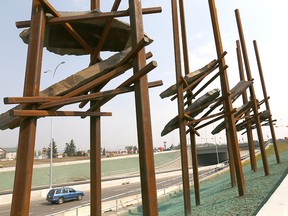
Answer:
188;65;228;102
171;52;226;102
4;96;59;104
90;0;122;65
7;80;162;109
183;64;225;107
170;64;217;101
16;7;162;28
10;110;112;117
115;37;151;67
193;108;237;131
79;51;153;108
86;60;157;113
186;111;225;126
39;0;95;54
181;76;194;98
38;62;133;110
185;96;221;117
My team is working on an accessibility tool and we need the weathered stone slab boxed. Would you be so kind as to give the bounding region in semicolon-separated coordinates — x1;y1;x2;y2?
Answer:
211;81;253;135
20;11;152;56
0;49;131;130
236;110;270;132
161;88;220;136
159;60;216;99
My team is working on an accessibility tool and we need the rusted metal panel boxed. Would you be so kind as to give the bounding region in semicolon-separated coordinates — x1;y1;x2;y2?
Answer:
10;1;46;215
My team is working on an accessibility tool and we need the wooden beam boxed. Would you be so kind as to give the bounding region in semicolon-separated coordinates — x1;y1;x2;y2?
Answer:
4;96;59;104
16;7;162;28
86;60;157;112
115;37;151;67
10;110;112;117
12;80;162;109
37;62;132;110
39;0;95;54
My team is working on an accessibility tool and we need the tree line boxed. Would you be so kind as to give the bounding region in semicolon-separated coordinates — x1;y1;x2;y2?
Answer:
47;139;84;158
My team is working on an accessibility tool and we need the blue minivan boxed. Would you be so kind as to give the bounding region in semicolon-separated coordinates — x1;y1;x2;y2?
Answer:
46;187;85;204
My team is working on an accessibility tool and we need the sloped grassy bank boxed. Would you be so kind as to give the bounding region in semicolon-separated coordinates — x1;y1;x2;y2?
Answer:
127;143;288;216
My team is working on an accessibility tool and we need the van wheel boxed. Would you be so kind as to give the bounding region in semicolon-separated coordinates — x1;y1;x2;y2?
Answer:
77;195;83;201
58;197;64;204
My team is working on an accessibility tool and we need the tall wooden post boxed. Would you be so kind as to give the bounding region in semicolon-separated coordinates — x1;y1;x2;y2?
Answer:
226;130;237;187
253;40;281;164
235;9;269;176
236;40;257;172
129;0;158;215
90;1;101;216
178;0;200;206
209;0;246;196
11;1;45;215
171;0;192;214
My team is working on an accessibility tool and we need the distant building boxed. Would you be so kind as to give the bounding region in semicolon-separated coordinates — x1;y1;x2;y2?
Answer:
0;147;5;159
0;147;17;159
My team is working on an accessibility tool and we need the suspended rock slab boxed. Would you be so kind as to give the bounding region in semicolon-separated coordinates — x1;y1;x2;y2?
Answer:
161;88;220;136
159;60;217;99
19;11;153;56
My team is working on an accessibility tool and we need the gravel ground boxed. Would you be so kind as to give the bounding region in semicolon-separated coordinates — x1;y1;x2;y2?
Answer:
126;143;288;216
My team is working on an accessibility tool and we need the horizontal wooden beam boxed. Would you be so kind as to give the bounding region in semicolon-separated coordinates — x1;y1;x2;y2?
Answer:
116;37;151;67
5;81;162;110
186;111;225;126
38;63;133;110
86;60;158;113
4;96;59;104
193;108;237;131
10;110;112;117
16;7;162;28
40;0;95;54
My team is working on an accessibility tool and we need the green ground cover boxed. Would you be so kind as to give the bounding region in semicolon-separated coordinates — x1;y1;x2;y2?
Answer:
0;150;180;192
127;143;288;216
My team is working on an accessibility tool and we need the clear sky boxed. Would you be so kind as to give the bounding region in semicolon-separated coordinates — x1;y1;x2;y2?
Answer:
1;0;288;152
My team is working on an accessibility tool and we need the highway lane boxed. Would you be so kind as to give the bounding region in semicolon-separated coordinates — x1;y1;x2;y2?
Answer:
0;167;218;215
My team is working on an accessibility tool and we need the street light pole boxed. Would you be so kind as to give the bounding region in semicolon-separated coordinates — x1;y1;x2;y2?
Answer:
214;136;219;165
44;61;65;188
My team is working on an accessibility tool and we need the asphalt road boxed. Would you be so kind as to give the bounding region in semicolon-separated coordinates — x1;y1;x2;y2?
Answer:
0;174;185;216
0;167;218;216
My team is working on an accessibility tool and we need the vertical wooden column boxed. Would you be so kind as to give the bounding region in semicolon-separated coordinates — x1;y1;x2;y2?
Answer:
236;40;257;172
10;1;46;215
129;0;158;215
90;1;101;216
190;133;200;205
171;0;192;214
209;0;245;196
235;9;269;176
226;131;236;187
253;40;280;164
178;0;200;206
